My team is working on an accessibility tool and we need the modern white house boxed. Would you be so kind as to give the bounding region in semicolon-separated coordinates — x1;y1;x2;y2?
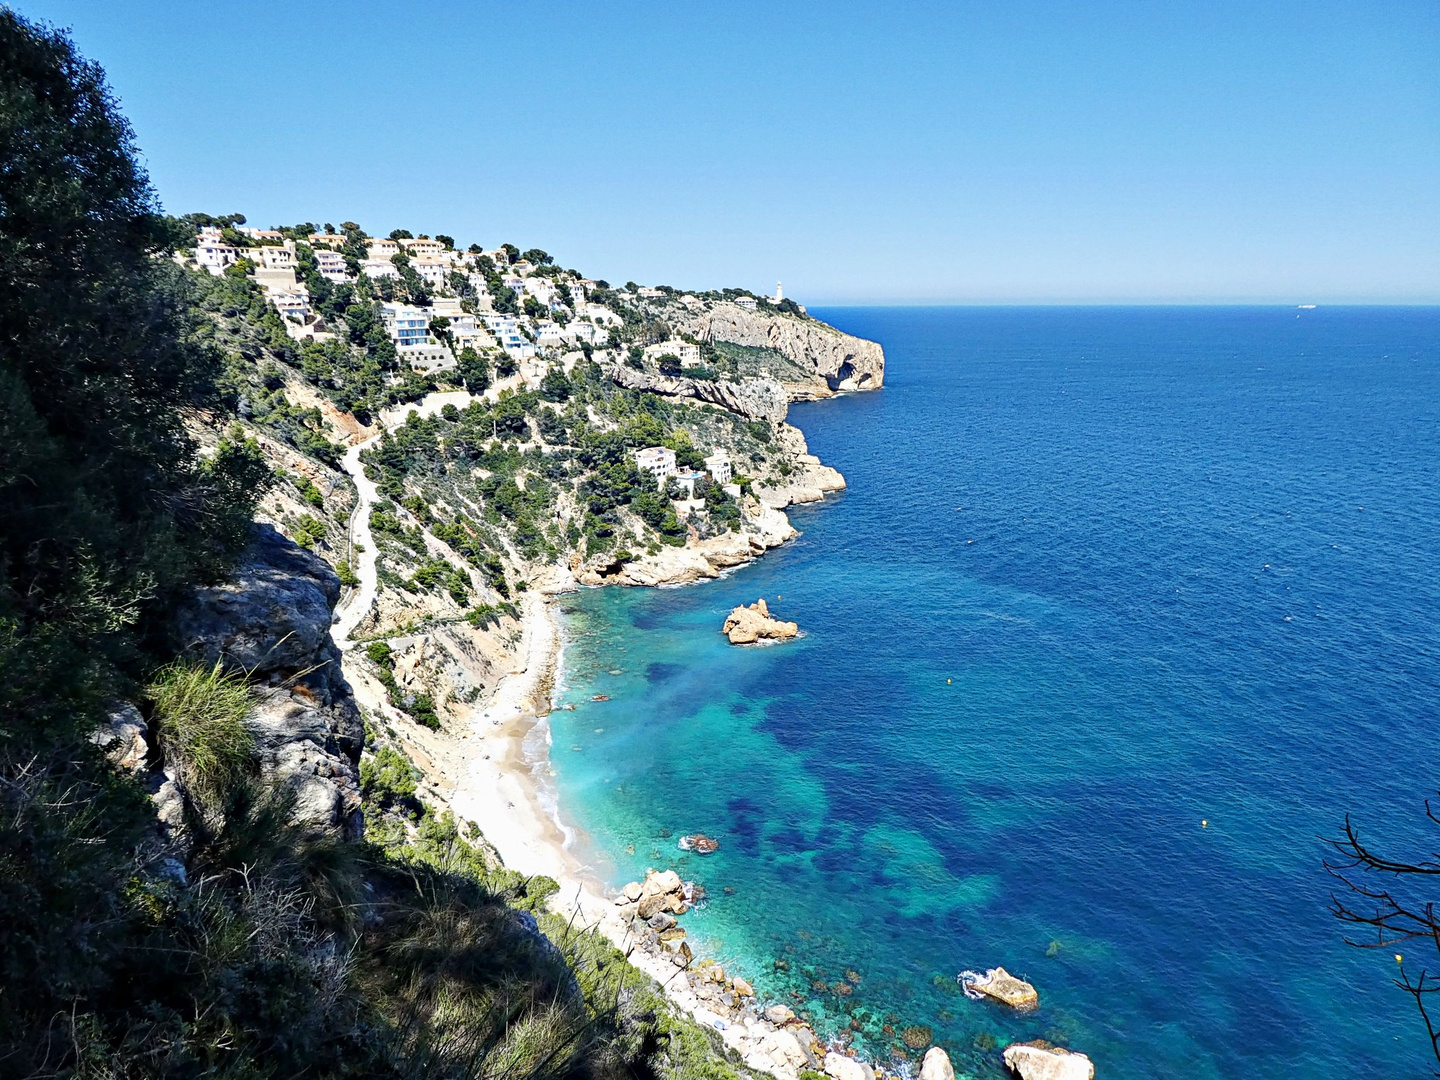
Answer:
410;258;449;287
270;290;311;324
704;451;733;485
360;258;399;279
644;339;701;367
314;250;351;281
194;233;240;274
401;237;445;258
734;296;757;311
255;245;296;271
635;446;677;484
380;303;432;349
366;239;400;261
534;320;566;348
569;321;608;346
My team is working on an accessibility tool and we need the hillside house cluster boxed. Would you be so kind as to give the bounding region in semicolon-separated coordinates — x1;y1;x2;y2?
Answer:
181;223;788;397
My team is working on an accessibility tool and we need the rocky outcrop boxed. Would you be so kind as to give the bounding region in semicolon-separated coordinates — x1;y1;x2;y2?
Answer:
171;524;363;839
690;305;885;392
969;966;1039;1009
1002;1042;1095;1080
608;363;790;422
576;499;798;588
723;598;799;645
920;1047;955;1080
824;1051;876;1080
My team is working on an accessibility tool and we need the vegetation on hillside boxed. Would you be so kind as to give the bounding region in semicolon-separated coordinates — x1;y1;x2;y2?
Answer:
0;13;762;1079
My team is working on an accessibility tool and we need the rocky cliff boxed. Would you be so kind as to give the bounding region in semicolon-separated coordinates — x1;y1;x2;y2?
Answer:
608;362;791;422
171;524;364;838
685;303;886;394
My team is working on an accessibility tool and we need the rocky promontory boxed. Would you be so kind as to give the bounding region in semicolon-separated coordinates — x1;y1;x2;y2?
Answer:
723;598;799;644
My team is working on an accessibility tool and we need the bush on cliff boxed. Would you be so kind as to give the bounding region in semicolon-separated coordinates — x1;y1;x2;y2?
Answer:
147;659;256;802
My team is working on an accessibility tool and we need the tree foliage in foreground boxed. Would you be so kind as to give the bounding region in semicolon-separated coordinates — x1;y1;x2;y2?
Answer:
0;13;760;1079
1327;795;1440;1071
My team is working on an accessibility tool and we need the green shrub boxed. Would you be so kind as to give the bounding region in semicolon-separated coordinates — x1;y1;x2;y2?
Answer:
146;660;254;800
360;745;420;815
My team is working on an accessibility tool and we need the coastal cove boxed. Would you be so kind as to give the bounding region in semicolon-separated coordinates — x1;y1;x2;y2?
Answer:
543;307;1440;1079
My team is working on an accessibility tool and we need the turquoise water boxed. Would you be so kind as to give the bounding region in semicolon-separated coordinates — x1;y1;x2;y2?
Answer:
549;307;1440;1079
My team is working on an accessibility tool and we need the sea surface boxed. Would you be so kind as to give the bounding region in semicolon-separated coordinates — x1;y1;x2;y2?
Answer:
547;307;1439;1079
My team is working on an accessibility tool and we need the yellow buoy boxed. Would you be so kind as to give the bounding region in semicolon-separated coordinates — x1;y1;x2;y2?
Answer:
1201;820;1208;828
947;678;952;684
1396;954;1404;964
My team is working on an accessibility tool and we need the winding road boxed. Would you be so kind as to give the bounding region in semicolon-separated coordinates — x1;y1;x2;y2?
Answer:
333;434;381;648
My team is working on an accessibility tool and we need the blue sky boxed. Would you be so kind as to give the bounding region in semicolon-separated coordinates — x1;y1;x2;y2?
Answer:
18;1;1438;303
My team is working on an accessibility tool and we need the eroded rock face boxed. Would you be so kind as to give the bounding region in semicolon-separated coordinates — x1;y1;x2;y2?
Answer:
1001;1042;1095;1080
723;598;799;645
691;306;886;392
172;525;363;839
608;364;791;422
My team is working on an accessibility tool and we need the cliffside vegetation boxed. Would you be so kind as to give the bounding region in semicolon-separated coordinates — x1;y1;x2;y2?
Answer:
0;13;761;1080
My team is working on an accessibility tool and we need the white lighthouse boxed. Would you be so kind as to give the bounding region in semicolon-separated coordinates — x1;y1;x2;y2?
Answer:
775;281;784;302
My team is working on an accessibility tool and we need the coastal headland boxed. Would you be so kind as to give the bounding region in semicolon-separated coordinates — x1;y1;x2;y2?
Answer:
169;218;921;1080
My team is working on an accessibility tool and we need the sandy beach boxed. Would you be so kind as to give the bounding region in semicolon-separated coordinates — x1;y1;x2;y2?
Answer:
430;594;820;1074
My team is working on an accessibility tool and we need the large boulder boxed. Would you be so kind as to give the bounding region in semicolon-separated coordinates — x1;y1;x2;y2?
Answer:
171;525;363;838
1001;1042;1094;1080
824;1052;875;1080
762;1029;808;1071
920;1047;955;1080
723;598;799;645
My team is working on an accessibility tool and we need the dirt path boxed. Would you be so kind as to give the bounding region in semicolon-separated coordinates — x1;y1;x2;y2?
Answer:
333;434;381;647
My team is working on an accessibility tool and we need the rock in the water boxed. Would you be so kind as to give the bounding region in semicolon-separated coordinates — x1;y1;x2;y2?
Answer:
732;976;754;997
973;966;1039;1009
825;1051;875;1080
723;598;799;645
641;869;683;897
766;1004;797;1025
622;880;644;901
920;1047;955;1080
171;525;363;839
1001;1042;1094;1080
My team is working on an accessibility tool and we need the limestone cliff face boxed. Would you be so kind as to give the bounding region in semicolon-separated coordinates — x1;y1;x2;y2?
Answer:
172;525;364;838
687;304;885;393
607;363;790;422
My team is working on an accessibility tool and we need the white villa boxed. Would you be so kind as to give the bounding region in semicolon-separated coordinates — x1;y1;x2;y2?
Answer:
360;258;399;279
704;451;732;485
380;303;431;349
644;339;701;367
635;446;677;484
734;296;757;311
314;249;351;281
410;258;449;287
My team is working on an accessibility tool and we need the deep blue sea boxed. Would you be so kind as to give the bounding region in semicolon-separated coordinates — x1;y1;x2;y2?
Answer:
548;307;1440;1079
